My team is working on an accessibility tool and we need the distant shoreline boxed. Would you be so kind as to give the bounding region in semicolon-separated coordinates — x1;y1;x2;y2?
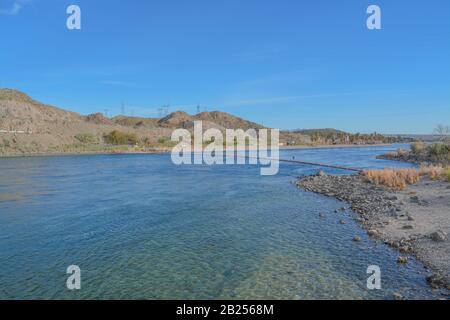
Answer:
0;143;400;159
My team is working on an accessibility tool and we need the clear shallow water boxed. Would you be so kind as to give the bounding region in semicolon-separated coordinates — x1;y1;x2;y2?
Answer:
0;145;441;299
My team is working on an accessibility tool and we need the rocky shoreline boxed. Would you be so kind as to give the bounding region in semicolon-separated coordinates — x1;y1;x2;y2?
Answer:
297;172;450;295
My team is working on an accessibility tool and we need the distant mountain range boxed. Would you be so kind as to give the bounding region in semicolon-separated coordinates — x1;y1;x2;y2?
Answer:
0;88;398;156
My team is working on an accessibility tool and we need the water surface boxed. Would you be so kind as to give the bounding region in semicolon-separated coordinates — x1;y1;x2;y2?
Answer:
0;145;440;299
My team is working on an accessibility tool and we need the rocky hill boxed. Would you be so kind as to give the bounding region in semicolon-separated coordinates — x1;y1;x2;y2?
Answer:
0;89;311;155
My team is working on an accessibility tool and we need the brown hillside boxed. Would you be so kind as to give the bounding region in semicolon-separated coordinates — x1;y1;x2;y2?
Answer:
112;115;159;128
2;89;301;155
84;113;114;125
158;111;193;128
194;111;265;131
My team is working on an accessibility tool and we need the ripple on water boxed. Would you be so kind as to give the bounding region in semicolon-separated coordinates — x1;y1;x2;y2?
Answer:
0;146;442;299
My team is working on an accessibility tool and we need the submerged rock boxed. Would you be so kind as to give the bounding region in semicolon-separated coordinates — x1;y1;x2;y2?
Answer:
427;273;450;290
397;256;408;264
317;170;327;177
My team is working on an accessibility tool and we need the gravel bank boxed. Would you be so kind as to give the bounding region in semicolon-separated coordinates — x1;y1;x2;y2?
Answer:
297;172;450;294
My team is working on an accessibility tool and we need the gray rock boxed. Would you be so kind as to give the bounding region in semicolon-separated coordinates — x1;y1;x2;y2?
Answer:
367;229;380;237
393;292;403;300
399;246;411;253
397;256;408;264
402;225;414;230
427;273;449;289
430;230;448;242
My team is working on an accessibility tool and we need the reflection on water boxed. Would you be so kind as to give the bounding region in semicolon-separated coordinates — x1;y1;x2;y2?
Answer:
0;145;441;299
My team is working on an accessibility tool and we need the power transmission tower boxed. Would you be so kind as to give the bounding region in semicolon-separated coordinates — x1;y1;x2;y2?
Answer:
163;105;170;116
158;105;170;117
121;102;125;115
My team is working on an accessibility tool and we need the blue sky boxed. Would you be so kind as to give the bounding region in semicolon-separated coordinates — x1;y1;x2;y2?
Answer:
1;0;449;134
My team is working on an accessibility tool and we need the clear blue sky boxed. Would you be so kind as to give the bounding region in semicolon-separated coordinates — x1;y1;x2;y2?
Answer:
1;0;449;134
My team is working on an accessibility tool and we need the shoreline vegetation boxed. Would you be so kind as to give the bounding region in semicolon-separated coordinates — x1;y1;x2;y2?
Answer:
0;142;397;158
298;155;450;295
379;141;450;166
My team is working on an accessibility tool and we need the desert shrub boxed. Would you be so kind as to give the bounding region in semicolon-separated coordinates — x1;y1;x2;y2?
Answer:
410;141;426;154
156;137;177;147
419;165;443;180
158;137;171;144
363;168;420;190
75;133;97;144
2;139;10;148
443;168;450;182
396;148;409;157
103;130;137;145
429;143;450;156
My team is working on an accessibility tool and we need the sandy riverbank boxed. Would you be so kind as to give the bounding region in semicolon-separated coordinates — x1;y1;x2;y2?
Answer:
298;173;450;296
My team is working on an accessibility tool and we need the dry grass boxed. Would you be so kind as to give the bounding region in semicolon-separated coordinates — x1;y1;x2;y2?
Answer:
419;165;443;180
411;141;426;154
362;168;420;189
396;148;409;157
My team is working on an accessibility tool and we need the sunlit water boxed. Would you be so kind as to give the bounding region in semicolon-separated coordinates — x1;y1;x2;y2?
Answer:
0;145;442;299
